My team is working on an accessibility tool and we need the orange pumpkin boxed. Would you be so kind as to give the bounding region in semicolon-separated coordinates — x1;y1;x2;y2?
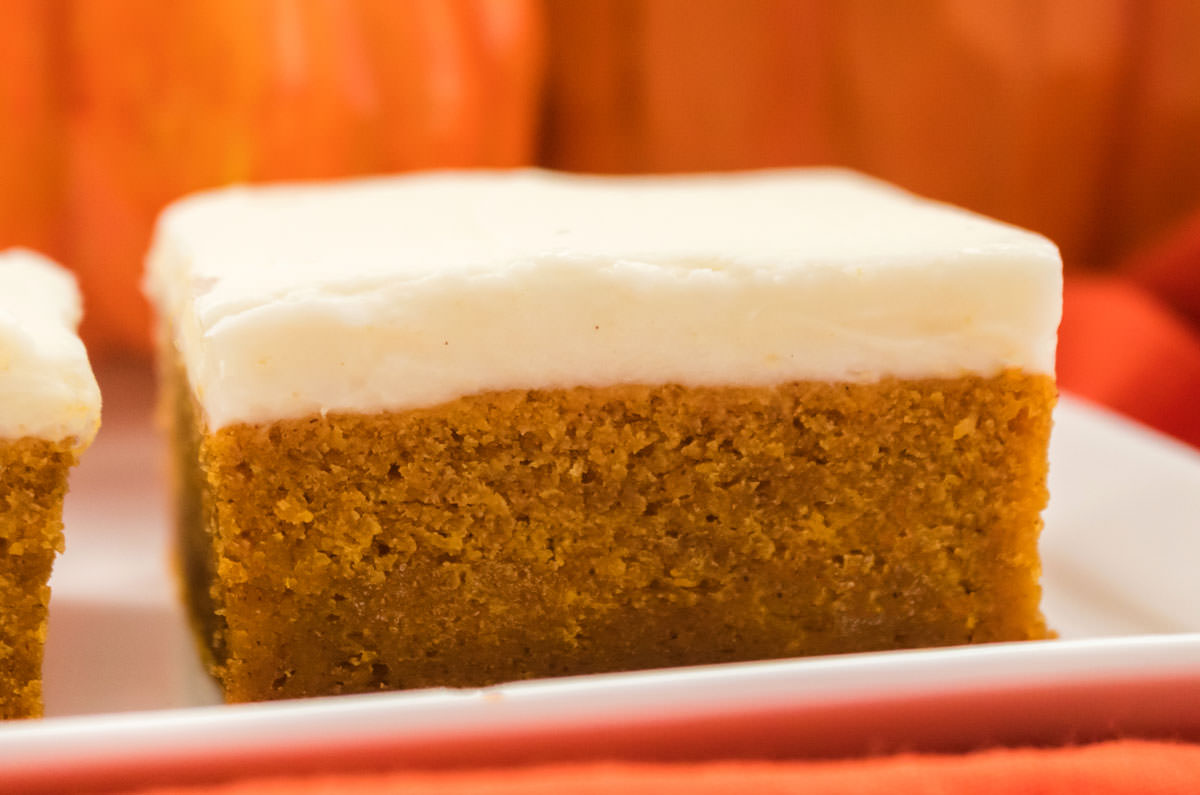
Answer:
541;0;1200;272
0;0;543;353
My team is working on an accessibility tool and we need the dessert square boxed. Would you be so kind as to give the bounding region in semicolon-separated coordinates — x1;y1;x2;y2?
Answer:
146;169;1061;703
0;249;101;718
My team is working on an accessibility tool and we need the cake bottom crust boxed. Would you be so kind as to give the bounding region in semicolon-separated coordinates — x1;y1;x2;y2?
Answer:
174;371;1055;703
0;438;72;719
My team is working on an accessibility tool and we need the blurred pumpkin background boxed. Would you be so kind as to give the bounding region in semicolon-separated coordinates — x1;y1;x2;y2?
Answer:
1;0;1198;445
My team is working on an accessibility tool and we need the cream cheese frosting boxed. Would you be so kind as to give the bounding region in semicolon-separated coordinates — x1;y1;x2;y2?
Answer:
145;168;1062;430
0;248;102;446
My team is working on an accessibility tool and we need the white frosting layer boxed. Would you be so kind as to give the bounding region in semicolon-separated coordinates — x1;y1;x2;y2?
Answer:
0;249;101;446
146;169;1062;430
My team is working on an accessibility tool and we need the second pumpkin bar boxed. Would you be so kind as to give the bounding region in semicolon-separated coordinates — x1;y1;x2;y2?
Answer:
0;249;101;718
145;169;1060;702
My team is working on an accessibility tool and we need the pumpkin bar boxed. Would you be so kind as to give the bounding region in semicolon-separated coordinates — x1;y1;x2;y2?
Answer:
0;249;101;718
145;169;1061;703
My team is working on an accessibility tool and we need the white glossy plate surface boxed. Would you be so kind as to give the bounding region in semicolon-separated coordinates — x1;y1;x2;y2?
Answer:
3;364;1198;790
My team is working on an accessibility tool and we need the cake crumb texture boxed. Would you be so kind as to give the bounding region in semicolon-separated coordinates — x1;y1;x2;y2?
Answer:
0;439;73;719
176;369;1054;702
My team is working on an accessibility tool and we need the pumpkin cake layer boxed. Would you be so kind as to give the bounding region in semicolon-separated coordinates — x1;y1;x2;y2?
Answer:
0;439;74;718
174;367;1052;701
0;248;101;718
146;169;1062;703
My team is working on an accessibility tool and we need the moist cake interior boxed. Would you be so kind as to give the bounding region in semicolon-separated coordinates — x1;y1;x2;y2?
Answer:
0;439;74;718
169;353;1053;702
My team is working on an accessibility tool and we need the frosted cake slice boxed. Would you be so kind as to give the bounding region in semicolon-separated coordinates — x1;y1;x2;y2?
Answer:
146;169;1061;703
0;249;101;718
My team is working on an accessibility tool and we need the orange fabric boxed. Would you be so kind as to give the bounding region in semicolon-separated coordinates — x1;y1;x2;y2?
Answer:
127;741;1200;795
1059;207;1200;449
1060;276;1200;449
1124;207;1200;330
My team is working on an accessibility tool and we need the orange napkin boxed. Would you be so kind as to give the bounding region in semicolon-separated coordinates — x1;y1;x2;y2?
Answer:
126;740;1200;795
1059;275;1200;448
1126;207;1200;332
1059;209;1200;449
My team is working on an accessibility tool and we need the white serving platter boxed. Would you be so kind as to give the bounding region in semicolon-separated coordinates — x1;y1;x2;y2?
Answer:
0;363;1196;791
